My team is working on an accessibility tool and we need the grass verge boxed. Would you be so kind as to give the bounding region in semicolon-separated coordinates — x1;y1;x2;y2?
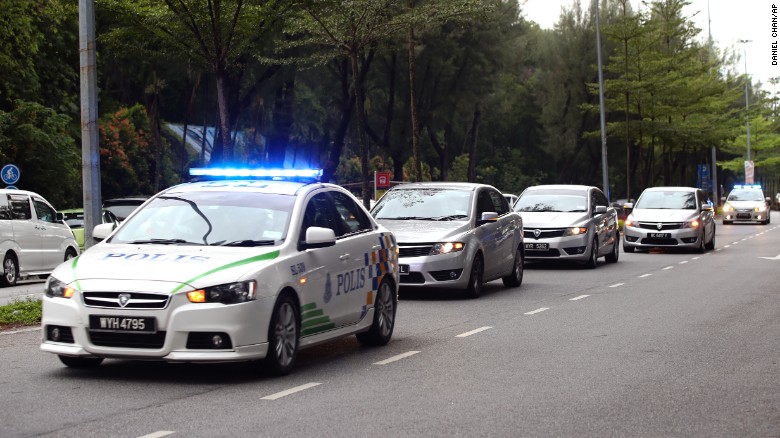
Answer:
0;297;42;331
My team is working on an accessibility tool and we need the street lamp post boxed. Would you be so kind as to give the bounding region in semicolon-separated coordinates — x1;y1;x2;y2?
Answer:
595;0;609;198
738;39;752;161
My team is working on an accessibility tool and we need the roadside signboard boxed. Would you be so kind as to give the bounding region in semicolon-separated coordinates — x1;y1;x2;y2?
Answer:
2;164;20;186
745;160;755;184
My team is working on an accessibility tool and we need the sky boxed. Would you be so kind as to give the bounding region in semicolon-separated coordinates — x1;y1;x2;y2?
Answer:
522;0;780;92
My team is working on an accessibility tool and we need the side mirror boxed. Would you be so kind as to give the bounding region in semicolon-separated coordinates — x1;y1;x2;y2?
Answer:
720;197;726;203
92;223;115;242
477;211;498;225
766;197;772;203
701;204;714;212
301;226;336;250
56;212;64;222
593;205;608;215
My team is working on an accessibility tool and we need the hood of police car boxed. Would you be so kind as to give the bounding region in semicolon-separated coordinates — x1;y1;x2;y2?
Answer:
375;219;471;243
55;244;280;290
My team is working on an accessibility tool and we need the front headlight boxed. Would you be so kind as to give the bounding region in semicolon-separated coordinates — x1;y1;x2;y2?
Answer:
563;227;588;236
624;215;635;227
723;203;734;212
430;242;465;255
45;277;75;298
187;280;257;304
682;218;701;228
754;205;766;212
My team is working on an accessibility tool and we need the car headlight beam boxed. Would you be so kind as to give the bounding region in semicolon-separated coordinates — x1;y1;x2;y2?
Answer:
187;280;257;304
430;242;465;255
563;227;588;236
45;277;75;299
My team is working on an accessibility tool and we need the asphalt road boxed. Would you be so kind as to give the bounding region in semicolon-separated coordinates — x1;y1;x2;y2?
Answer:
1;214;778;437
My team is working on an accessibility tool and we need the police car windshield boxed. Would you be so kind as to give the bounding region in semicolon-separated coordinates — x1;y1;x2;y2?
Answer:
727;189;764;202
514;190;588;213
110;191;294;246
372;188;472;220
635;191;696;210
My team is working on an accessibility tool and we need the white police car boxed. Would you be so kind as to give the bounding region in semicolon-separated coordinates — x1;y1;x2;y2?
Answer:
40;169;399;375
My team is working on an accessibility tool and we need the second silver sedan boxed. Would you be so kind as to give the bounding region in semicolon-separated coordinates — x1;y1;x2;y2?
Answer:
371;182;524;298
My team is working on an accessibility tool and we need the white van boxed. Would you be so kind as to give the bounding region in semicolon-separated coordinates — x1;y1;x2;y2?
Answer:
0;189;80;286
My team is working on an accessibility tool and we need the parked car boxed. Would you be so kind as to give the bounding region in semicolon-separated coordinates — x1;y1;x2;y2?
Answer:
503;193;518;208
721;184;771;225
60;208;120;250
371;182;524;298
513;185;620;268
102;196;150;221
623;186;715;252
0;189;80;286
41;168;399;374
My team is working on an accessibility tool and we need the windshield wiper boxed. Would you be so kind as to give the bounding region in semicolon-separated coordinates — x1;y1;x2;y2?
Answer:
431;214;469;221
381;216;436;220
128;238;198;245
220;239;277;247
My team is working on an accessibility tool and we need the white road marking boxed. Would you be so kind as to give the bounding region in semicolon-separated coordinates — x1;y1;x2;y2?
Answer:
724;245;730;248
639;273;652;278
262;383;322;400
524;307;550;315
373;351;420;365
679;260;688;264
137;432;175;438
692;256;701;260
609;283;624;288
663;266;674;270
733;241;740;245
0;327;38;336
456;326;493;337
570;295;590;301
716;248;722;251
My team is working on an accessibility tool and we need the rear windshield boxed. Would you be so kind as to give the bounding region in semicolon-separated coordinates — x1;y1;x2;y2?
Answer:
635;190;696;210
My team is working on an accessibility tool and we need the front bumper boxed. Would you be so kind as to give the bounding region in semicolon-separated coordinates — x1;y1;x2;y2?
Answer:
397;249;471;290
723;210;768;223
522;233;591;262
40;292;276;363
623;224;701;249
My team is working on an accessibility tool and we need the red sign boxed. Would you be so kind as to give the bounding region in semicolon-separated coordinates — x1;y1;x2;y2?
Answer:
375;171;392;189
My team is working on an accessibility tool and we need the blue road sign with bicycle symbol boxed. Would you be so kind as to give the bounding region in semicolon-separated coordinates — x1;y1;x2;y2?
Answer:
1;164;20;186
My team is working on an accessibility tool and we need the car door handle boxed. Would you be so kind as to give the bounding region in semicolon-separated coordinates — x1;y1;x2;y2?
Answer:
339;254;351;261
371;245;381;250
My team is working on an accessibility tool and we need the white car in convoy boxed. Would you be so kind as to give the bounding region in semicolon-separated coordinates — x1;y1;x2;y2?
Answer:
722;184;772;225
41;169;399;375
0;189;80;286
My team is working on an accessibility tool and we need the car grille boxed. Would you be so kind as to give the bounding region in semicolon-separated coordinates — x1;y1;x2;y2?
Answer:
640;238;678;245
526;249;562;257
398;245;433;258
82;292;170;309
637;222;683;230
523;229;565;239
88;331;166;349
400;272;425;284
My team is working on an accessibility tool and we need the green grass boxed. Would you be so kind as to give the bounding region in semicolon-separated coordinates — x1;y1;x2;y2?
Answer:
0;298;42;326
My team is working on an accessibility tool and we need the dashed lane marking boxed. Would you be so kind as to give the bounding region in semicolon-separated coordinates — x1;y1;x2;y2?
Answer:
373;351;420;365
137;432;175;438
663;266;674;270
456;327;492;338
639;274;652;278
609;283;624;288
679;260;688;264
570;295;590;301
524;307;550;315
692;256;701;260
262;383;322;400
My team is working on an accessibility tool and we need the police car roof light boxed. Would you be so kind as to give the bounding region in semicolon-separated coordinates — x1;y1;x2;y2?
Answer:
189;167;323;180
733;184;761;190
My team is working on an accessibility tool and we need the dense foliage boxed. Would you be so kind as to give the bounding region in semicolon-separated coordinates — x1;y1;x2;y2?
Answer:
0;0;777;209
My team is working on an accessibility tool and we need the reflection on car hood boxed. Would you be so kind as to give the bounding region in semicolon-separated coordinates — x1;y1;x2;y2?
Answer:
55;244;280;289
518;212;589;228
629;209;698;222
726;200;764;209
375;219;469;243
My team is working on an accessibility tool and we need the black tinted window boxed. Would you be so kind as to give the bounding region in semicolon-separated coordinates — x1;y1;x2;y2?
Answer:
301;193;337;239
8;195;31;220
331;191;372;236
488;190;509;215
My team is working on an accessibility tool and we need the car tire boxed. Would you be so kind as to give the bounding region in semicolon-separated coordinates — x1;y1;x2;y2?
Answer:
605;232;619;263
264;293;299;376
64;248;77;262
502;247;524;288
464;254;484;299
58;355;103;368
584;238;598;269
1;253;18;287
356;278;396;346
705;228;715;250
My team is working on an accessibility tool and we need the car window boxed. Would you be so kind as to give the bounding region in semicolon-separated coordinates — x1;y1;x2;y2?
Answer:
488;190;509;215
8;194;32;220
0;195;11;220
726;189;764;202
476;190;495;218
32;198;56;223
595;190;609;207
301;193;338;240
331;191;372;236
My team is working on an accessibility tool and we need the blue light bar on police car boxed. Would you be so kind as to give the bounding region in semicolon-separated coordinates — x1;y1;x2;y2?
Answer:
733;184;761;190
189;168;323;179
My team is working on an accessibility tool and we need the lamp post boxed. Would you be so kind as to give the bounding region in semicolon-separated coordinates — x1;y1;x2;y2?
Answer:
595;0;609;198
738;39;752;161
